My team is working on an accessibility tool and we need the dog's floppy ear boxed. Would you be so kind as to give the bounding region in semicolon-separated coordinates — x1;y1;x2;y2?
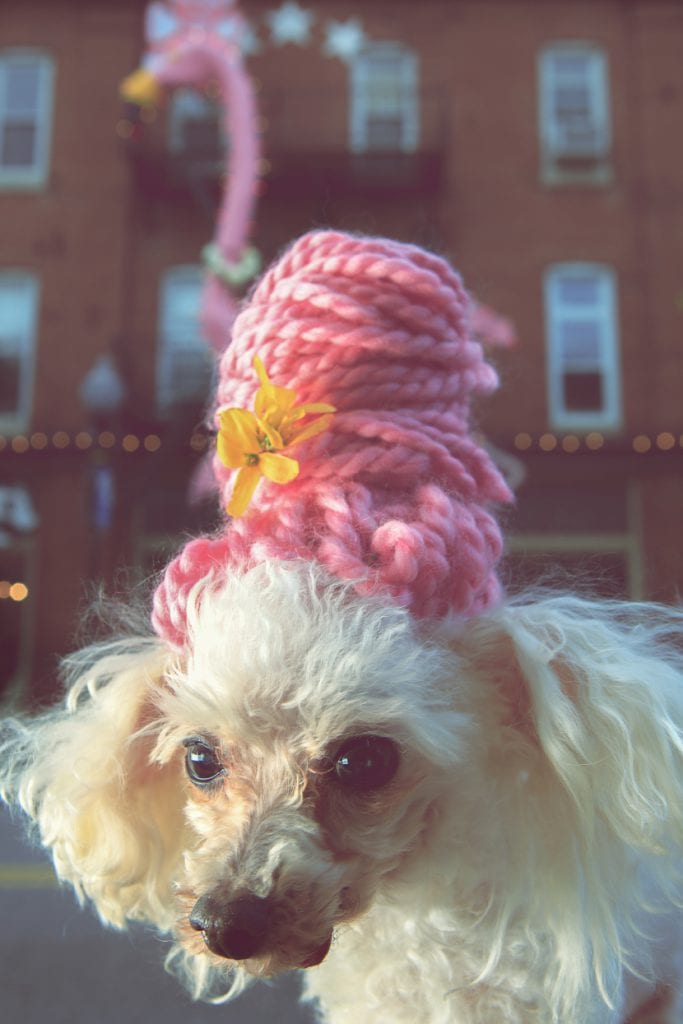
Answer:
490;596;683;853
449;594;683;1011
0;637;186;930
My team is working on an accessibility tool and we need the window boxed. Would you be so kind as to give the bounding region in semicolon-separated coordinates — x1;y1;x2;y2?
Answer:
544;264;621;430
503;547;634;599
349;44;419;153
157;266;213;413
167;88;224;160
504;477;642;599
538;44;611;183
0;50;54;188
0;271;39;432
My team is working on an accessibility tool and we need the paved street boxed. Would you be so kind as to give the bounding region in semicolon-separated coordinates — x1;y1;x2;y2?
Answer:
0;807;314;1023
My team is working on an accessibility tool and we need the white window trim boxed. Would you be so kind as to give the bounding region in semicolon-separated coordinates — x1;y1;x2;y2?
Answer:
0;270;39;434
0;49;55;191
537;42;611;186
156;265;211;414
544;262;622;432
0;486;38;538
349;43;419;154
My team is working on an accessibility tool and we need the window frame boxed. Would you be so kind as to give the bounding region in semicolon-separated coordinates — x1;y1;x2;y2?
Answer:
544;262;621;432
537;42;611;185
0;270;40;434
156;265;212;415
349;43;419;154
0;49;55;190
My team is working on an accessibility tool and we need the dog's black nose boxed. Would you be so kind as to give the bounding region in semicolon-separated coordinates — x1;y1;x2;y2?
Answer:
190;893;270;960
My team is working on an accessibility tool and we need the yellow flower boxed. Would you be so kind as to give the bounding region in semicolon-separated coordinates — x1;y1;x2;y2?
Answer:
217;356;336;517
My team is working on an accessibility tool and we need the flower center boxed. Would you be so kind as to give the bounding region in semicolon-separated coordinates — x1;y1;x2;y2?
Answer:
257;432;276;451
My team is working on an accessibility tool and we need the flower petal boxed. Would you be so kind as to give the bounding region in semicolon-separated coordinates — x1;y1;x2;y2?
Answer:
253;355;270;387
294;402;337;415
218;408;260;452
226;465;262;517
281;402;337;430
254;387;279;424
286;414;335;447
253;356;297;421
259;383;297;418
260;452;300;484
217;431;247;469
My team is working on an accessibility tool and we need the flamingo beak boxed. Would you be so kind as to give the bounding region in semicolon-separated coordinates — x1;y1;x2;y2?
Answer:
119;67;163;106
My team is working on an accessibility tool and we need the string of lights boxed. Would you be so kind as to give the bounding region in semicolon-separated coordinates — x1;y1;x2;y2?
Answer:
0;432;212;453
1;431;681;456
512;432;683;454
0;581;29;602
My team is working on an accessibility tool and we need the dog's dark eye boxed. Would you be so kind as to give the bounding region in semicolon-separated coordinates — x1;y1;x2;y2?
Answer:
334;736;400;792
183;739;224;786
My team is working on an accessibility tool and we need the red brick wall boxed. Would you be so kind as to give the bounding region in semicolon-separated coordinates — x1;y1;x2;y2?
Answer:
2;0;682;701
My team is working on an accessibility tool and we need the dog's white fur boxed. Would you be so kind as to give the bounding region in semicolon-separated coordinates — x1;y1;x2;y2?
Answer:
2;561;683;1023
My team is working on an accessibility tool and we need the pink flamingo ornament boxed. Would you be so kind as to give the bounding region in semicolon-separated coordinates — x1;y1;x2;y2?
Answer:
471;301;517;350
121;0;261;353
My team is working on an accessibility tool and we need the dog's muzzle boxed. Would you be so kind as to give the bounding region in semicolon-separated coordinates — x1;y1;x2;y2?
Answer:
189;891;333;968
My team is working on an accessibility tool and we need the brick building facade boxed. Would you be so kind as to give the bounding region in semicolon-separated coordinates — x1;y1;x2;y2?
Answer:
1;0;682;704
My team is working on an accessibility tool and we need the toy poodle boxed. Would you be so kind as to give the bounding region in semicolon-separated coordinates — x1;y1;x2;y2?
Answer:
2;231;683;1024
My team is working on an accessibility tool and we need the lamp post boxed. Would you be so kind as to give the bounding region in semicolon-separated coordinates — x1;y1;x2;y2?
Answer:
79;354;127;579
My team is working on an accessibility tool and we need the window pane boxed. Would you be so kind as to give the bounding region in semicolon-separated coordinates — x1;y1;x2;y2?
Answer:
555;85;590;114
364;61;405;112
173;89;214;120
168;89;223;156
365;116;404;149
552;54;591;78
557;276;600;306
365;52;406;71
166;287;200;332
563;370;603;411
5;63;40;114
541;48;608;162
0;55;52;183
546;264;618;426
559;320;601;363
1;122;36;167
366;84;402;112
159;270;213;408
351;46;417;154
0;278;35;339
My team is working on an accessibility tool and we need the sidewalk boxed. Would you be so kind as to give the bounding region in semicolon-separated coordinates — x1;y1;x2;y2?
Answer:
0;808;313;1023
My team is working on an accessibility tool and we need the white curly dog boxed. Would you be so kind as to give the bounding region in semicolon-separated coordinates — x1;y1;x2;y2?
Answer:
2;562;683;1023
2;229;683;1023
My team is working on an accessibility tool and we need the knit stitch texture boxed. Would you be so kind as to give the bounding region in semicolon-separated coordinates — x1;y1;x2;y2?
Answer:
153;230;512;648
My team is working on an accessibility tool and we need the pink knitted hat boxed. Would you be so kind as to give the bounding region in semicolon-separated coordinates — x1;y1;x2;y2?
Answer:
152;230;512;648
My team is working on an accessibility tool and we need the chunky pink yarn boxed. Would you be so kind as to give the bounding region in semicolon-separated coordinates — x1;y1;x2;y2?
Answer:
153;230;512;648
